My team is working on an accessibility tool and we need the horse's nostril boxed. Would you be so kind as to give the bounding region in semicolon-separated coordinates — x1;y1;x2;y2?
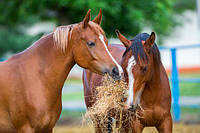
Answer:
112;67;119;75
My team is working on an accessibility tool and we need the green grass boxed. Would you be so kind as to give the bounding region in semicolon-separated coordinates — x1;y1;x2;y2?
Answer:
181;107;200;114
180;107;200;121
179;82;200;96
61;110;85;118
62;91;84;101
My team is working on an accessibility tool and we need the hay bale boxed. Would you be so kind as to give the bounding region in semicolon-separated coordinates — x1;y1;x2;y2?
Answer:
84;75;134;132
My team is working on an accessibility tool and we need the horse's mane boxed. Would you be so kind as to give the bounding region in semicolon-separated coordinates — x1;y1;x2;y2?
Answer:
123;33;161;64
53;24;75;53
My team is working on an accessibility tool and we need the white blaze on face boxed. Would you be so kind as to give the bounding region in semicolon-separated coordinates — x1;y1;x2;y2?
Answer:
99;34;123;76
126;55;136;106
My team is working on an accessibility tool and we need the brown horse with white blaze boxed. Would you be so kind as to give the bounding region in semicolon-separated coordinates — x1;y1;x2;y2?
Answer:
0;9;122;133
83;31;172;133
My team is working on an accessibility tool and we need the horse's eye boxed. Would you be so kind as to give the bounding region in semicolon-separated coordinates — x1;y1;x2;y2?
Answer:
87;41;96;47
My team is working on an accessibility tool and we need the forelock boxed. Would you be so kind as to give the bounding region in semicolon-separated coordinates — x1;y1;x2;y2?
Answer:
123;33;161;64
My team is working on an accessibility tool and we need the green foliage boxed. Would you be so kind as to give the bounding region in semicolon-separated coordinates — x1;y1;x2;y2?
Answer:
0;27;41;57
174;0;196;13
0;0;196;56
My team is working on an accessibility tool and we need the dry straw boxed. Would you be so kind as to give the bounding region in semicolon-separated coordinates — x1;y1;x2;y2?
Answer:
84;75;135;133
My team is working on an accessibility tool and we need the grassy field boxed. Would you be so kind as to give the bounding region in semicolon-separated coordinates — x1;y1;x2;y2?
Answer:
62;92;83;101
179;82;200;96
54;123;200;133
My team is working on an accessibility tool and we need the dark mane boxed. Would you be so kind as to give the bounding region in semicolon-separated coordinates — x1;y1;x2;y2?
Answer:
123;33;161;64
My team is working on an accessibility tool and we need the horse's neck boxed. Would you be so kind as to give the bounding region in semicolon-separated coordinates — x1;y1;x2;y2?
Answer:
15;33;75;100
143;63;169;102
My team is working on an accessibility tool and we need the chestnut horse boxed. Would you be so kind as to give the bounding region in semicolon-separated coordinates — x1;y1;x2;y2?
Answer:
0;9;122;133
83;31;172;133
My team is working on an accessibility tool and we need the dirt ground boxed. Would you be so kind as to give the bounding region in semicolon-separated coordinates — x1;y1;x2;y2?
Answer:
54;123;200;133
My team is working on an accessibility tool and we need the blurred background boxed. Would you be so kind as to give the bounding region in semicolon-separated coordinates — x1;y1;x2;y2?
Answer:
0;0;200;132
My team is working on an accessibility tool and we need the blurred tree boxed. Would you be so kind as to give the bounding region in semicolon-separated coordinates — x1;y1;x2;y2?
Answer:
0;0;196;56
0;27;42;57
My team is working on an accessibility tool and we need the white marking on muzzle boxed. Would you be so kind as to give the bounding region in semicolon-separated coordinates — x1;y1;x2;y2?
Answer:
99;34;123;76
126;56;136;106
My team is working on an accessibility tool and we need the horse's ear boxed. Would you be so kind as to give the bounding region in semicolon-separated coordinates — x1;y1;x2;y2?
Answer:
115;29;132;48
92;9;102;25
144;32;156;50
82;9;91;28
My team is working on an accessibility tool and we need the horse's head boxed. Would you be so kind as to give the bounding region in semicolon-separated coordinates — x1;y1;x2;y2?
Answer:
72;9;123;80
54;9;123;80
116;30;160;111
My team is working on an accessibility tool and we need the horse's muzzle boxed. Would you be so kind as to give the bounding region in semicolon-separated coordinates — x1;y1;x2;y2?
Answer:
103;66;121;80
